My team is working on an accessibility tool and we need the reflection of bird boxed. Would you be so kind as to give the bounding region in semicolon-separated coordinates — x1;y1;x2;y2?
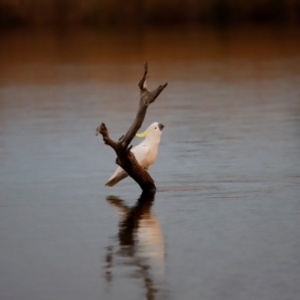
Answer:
106;191;165;280
105;122;164;187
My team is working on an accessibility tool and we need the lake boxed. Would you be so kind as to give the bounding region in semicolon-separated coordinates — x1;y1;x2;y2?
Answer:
0;26;300;300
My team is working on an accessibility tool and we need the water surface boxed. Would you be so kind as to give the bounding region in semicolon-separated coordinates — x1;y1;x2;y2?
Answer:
0;27;300;300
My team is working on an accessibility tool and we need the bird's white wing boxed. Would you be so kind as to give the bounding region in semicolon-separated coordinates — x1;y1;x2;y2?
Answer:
131;143;150;168
105;142;149;187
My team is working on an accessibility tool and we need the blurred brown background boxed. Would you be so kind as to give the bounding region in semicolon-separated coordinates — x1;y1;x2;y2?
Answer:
1;0;300;29
1;1;300;300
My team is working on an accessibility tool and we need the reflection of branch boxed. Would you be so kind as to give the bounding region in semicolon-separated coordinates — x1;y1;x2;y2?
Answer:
119;191;155;247
104;246;113;283
104;191;164;300
106;196;130;217
96;63;167;191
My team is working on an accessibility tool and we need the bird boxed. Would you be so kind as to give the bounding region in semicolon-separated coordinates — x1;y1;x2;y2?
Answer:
105;122;164;187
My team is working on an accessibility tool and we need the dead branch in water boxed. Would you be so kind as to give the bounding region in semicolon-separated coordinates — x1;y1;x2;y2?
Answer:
96;62;168;191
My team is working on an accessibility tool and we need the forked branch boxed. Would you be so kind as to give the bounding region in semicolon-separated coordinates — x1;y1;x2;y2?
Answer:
96;62;167;192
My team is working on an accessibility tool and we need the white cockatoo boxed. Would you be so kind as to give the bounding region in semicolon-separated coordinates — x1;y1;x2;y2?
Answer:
105;122;164;187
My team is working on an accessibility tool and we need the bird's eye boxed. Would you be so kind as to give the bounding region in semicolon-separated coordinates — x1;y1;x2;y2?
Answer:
155;127;157;129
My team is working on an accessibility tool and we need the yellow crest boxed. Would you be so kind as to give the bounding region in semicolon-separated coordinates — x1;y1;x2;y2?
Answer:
135;130;148;138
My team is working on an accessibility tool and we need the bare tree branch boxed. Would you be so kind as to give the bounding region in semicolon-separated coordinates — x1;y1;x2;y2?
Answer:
121;63;168;148
96;123;118;150
138;62;149;93
96;62;167;192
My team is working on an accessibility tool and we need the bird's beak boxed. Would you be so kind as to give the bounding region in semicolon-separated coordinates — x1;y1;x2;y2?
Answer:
158;123;164;131
136;130;148;138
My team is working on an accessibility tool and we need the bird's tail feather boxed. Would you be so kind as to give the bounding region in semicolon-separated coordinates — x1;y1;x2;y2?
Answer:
105;171;128;187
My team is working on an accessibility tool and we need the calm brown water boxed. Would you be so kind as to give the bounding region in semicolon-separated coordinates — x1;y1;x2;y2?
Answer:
0;27;300;300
